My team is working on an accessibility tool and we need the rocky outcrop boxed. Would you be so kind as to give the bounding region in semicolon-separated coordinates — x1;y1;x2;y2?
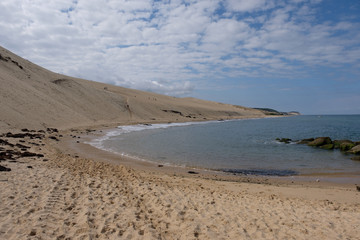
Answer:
276;138;292;144
340;142;355;152
320;144;334;150
297;138;314;144
307;137;332;147
348;145;360;155
277;136;360;161
333;140;353;149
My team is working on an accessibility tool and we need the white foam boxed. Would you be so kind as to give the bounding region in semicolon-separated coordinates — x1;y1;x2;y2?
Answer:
86;118;261;161
86;121;217;152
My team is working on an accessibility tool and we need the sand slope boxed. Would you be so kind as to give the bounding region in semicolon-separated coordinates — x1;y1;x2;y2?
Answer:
0;46;264;131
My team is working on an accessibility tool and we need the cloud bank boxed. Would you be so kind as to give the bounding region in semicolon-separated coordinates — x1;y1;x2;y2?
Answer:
0;0;359;109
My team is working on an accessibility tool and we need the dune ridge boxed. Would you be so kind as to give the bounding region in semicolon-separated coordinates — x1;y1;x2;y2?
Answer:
0;46;264;131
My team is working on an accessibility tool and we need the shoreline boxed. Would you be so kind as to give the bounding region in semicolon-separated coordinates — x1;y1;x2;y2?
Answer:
64;119;360;185
57;124;360;187
1;124;360;239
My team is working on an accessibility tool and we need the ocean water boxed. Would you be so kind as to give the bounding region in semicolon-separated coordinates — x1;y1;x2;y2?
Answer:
89;115;360;176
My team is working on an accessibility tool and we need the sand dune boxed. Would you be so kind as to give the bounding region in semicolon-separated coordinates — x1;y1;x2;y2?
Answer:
0;46;264;131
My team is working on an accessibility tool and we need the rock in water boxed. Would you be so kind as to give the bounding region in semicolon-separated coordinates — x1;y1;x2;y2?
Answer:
308;137;332;147
340;142;355;152
348;145;360;155
297;138;314;144
320;144;334;150
276;138;292;144
333;140;352;149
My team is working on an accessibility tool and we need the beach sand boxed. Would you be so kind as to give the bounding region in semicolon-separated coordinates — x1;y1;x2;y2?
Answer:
0;129;359;240
1;46;360;239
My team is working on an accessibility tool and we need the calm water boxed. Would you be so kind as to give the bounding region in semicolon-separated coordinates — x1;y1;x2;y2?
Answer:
90;115;360;176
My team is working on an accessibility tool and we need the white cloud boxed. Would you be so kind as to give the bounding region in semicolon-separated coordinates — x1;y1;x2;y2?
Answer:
0;0;359;98
225;0;275;12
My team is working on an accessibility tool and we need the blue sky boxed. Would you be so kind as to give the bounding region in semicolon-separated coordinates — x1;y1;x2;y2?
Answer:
1;0;359;114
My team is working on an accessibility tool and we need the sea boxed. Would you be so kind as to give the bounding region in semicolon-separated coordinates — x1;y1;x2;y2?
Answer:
89;115;360;176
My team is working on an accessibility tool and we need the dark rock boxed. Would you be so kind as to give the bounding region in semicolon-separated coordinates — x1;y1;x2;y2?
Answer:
47;128;58;133
0;165;11;172
0;139;14;147
297;138;314;144
348;145;360;155
357;186;360;192
21;128;29;132
21;152;37;157
27;166;33;169
340;142;355;152
49;136;59;141
10;59;23;70
276;138;292;144
188;171;199;174
333;140;353;149
5;132;44;139
351;156;360;161
158;165;164;167
320;144;334;150
162;110;184;116
0;150;17;161
29;230;36;236
308;137;332;147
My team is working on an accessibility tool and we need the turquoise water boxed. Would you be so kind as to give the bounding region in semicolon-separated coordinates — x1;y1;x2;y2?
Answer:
91;115;360;176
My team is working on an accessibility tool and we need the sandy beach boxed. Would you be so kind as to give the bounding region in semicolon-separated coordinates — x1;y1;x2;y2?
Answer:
1;46;360;239
1;127;360;240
